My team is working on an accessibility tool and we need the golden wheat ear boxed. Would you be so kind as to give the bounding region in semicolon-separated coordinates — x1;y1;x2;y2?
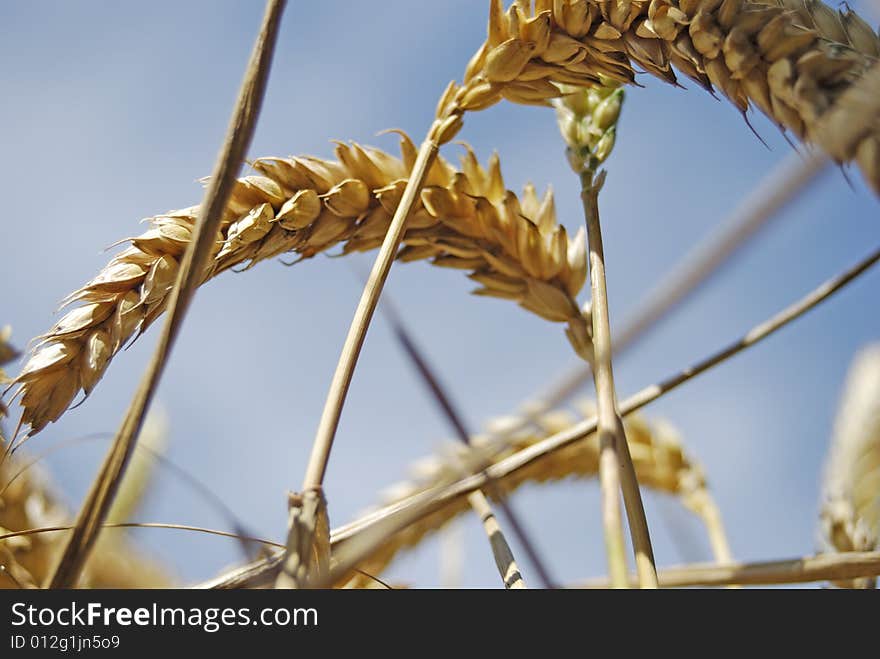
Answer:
0;450;169;589
339;404;729;587
8;135;590;438
820;344;880;588
436;0;880;192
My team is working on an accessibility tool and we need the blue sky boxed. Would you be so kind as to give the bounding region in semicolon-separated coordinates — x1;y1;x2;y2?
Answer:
1;1;878;587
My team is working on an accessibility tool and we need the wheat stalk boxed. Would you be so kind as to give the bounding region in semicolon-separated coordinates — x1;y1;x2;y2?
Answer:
554;83;658;587
44;0;289;589
819;343;880;588
573;551;880;587
434;0;880;191
8;137;590;438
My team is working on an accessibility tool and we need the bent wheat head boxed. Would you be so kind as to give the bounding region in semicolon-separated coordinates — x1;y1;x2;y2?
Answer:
8;133;591;436
434;0;880;191
339;403;727;585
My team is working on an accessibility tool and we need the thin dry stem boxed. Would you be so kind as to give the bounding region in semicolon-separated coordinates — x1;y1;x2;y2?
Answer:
275;140;439;589
581;172;631;588
46;0;288;588
553;77;657;587
467;490;526;588
0;452;168;589
572;551;880;588
301;141;439;493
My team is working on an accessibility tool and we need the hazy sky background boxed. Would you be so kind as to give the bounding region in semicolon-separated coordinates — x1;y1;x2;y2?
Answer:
1;1;878;588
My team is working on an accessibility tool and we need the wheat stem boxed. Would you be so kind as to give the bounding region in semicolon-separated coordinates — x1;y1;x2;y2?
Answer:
46;0;286;589
302;139;439;491
466;491;525;589
284;103;473;587
580;171;631;588
0;523;284;550
700;498;734;565
585;173;657;588
276;141;440;590
572;551;880;588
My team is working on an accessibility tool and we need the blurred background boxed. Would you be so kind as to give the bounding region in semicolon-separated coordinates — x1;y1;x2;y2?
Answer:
1;0;878;587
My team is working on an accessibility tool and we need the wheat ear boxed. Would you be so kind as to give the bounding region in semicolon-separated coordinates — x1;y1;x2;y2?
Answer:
0;453;169;589
9;136;589;438
438;0;880;192
819;343;880;588
337;406;726;586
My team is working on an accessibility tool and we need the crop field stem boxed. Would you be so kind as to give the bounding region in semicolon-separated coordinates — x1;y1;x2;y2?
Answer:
581;170;657;588
46;0;287;589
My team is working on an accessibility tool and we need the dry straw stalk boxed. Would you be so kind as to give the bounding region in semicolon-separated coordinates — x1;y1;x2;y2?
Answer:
44;0;288;589
554;83;658;588
574;551;880;587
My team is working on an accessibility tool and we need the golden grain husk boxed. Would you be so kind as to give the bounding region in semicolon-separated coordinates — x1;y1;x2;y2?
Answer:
0;453;169;588
436;0;880;192
8;134;591;436
340;402;726;586
820;344;880;587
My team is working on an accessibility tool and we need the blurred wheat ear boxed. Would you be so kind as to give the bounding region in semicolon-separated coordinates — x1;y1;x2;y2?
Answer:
820;344;880;588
